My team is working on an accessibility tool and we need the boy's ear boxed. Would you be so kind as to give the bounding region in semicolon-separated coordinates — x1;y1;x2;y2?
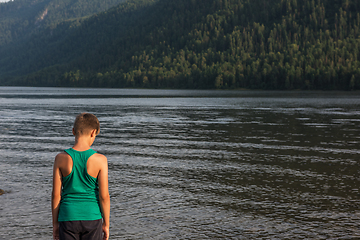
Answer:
72;128;76;136
90;129;97;137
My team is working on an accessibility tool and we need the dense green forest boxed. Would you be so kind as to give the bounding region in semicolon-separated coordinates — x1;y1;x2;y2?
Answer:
1;0;360;90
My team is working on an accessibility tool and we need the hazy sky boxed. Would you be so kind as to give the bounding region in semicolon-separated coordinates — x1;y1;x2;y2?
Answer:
0;0;10;2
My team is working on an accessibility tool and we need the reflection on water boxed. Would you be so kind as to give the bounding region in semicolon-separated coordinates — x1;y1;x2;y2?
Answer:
0;87;360;239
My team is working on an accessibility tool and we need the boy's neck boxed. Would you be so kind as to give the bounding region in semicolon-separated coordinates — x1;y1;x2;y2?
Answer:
72;135;93;151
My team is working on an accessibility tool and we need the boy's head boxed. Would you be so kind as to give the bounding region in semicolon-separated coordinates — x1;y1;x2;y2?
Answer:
73;113;100;136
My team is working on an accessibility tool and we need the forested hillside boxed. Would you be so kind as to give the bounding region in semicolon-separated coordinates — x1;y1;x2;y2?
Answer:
1;0;360;90
0;0;126;46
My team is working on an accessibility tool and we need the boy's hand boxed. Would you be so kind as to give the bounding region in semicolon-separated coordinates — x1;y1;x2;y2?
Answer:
102;222;109;240
53;224;59;240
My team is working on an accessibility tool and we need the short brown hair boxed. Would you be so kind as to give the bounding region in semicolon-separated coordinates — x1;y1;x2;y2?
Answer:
73;113;100;136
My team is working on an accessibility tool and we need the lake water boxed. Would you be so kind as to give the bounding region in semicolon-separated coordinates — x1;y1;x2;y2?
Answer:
0;87;360;239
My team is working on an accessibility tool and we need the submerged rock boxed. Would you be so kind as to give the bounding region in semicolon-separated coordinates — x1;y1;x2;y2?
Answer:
0;189;4;195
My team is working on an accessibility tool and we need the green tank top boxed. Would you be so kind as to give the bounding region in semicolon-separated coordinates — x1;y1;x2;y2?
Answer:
58;148;102;222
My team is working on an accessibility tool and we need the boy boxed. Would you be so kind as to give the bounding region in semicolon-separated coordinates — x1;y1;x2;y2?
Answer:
52;113;110;240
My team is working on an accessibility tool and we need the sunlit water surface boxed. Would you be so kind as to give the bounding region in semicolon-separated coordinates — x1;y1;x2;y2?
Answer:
0;87;360;239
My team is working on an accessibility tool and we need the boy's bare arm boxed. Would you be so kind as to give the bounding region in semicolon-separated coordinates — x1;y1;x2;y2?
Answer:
51;154;63;240
97;154;110;240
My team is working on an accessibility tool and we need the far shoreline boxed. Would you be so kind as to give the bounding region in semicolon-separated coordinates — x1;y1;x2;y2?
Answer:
0;85;360;93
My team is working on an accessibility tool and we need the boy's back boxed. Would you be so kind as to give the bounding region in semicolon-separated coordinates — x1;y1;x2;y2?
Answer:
55;150;107;182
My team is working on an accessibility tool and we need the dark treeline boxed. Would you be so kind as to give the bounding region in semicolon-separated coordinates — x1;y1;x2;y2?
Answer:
1;0;360;90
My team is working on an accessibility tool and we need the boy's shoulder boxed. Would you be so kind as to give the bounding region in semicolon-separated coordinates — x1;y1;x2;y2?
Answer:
54;152;72;168
90;152;107;165
89;153;108;169
55;152;71;161
93;152;107;161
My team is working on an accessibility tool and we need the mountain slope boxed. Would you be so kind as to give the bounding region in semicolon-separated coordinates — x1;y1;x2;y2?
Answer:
1;0;360;90
0;0;126;46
